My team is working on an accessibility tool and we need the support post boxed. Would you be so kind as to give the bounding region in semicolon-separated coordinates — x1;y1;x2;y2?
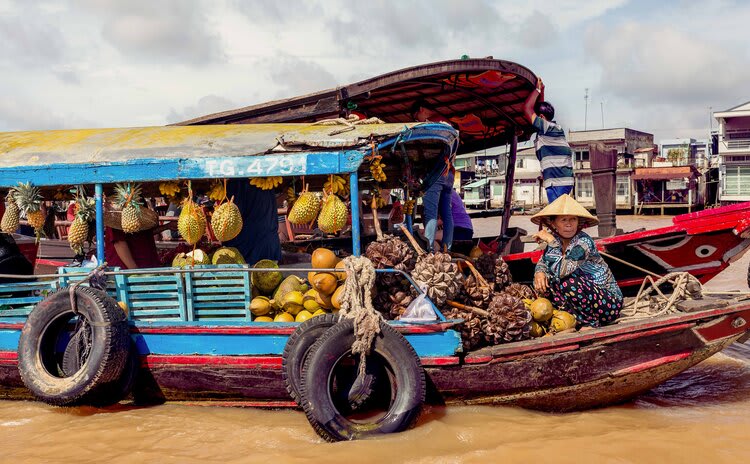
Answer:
589;142;617;237
500;131;518;240
349;171;361;256
95;183;105;264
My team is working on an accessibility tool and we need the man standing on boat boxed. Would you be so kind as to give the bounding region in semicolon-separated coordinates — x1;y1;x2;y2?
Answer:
523;78;574;204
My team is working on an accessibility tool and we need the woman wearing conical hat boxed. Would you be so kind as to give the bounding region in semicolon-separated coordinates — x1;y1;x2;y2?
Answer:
531;194;622;328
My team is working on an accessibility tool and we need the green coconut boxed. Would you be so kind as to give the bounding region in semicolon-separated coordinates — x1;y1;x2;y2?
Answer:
252;259;283;295
171;252;188;268
185;249;211;266
212;247;246;265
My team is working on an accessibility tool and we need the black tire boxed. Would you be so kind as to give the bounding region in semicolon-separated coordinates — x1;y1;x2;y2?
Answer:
282;313;340;405
300;319;426;442
17;287;130;406
63;331;139;407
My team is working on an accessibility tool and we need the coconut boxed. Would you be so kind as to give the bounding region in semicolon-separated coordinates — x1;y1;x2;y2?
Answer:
530;298;554;323
272;275;307;309
252;259;283;295
311;272;338;296
185;249;210;266
281;290;305;315
550;310;577;332
171;252;188;268
250;296;272;316
311;248;339;269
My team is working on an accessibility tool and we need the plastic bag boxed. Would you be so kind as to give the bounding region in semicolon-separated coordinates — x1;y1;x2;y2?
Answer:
400;286;438;321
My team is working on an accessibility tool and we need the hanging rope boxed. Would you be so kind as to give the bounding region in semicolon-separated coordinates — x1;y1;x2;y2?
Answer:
337;255;383;375
618;272;703;322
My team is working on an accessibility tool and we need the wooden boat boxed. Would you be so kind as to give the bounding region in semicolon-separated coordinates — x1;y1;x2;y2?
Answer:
177;58;750;293
0;78;748;442
502;202;750;296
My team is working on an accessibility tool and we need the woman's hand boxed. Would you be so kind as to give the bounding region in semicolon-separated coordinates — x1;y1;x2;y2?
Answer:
534;271;549;293
532;229;555;244
534;271;549;294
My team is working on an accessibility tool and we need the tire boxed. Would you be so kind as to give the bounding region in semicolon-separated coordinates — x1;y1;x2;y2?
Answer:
17;287;130;406
63;331;139;407
282;313;340;405
300;319;426;442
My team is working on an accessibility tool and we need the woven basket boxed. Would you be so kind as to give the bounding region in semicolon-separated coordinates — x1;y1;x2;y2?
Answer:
103;206;159;232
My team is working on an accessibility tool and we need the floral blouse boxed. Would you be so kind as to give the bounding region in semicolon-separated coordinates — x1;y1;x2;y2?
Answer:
534;231;622;300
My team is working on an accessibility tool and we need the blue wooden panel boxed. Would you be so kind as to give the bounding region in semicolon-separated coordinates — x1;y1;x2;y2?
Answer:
190;286;243;294
128;293;181;301
193;310;247;317
193;295;246;302
0;297;44;305
126;275;179;284
184;272;195;322
132;330;460;357
0;308;33;317
0;330;20;350
129;309;182;317
126;284;182;292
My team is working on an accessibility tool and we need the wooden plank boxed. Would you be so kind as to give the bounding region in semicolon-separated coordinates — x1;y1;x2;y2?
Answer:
193;295;247;302
128;292;181;300
126;284;183;292
129;300;181;308
0;297;44;305
126;275;180;284
129;309;182;317
184;272;195;322
176;272;188;322
190;286;245;294
242;271;252;321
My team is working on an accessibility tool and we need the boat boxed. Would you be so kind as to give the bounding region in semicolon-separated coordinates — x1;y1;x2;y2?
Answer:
176;58;750;292
0;65;748;442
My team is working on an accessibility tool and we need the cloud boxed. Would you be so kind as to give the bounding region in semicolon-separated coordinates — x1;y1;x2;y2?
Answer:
585;21;750;104
0;96;92;131
0;12;67;66
166;94;238;124
518;11;558;49
79;0;225;65
266;55;338;98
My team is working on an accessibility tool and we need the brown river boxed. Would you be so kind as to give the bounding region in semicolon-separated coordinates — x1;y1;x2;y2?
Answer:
2;216;750;463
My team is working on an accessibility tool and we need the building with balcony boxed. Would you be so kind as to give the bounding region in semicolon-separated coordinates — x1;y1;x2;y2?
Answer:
659;138;710;168
568;128;654;210
714;101;750;203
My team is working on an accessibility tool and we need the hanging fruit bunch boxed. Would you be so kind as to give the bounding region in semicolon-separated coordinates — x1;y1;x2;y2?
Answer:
250;176;283;190
53;188;72;201
288;183;321;225
14;182;45;238
206;181;225;203
113;183;145;233
369;157;387;182
159;181;183;203
211;180;243;242
403;199;415;216
68;186;95;254
323;175;349;198
178;181;207;245
285;186;297;208
1;190;20;234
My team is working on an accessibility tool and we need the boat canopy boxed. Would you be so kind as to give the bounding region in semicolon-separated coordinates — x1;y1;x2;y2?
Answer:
0;122;458;187
176;58;539;155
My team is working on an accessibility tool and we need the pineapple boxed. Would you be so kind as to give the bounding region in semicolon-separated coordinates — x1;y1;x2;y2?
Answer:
13;182;45;236
68;186;95;254
1;191;20;234
113;183;144;233
211;198;243;242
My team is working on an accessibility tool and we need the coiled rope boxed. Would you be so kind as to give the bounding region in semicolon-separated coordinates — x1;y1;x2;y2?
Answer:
618;271;703;322
338;255;383;374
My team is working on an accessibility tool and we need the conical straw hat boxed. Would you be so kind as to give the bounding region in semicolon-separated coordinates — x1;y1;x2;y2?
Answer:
530;194;599;228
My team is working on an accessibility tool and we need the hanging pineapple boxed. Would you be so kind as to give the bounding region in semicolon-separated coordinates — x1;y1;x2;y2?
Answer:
178;181;206;245
317;193;348;234
68;186;95;254
211;197;243;242
113;183;144;233
13;182;45;236
288;185;321;225
1;190;20;234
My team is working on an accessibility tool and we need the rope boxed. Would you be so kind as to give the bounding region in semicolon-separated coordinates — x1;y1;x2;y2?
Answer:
338;255;383;375
618;272;703;322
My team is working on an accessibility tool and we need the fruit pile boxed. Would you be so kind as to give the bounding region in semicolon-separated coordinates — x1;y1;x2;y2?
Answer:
526;297;578;337
170;246;246;267
248;247;347;323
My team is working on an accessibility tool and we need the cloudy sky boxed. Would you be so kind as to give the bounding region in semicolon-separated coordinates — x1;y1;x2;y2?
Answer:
1;0;748;143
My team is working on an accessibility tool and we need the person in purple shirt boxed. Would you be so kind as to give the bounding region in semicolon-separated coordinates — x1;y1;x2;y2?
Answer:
450;190;473;241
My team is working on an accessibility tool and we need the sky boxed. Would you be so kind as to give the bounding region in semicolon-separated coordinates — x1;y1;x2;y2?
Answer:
1;0;748;143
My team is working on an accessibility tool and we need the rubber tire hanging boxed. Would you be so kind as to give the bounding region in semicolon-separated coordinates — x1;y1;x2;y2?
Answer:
300;319;425;442
17;287;130;406
282;313;340;405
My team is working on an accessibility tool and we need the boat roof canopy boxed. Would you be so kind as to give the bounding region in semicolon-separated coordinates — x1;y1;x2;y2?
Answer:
176;58;539;155
0;122;458;187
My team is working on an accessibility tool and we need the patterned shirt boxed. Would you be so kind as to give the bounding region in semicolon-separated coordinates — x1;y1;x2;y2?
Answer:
534;231;622;299
533;116;574;189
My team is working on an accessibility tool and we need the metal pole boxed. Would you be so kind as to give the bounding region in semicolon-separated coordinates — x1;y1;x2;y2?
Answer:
501;131;518;241
94;183;105;263
349;171;361;256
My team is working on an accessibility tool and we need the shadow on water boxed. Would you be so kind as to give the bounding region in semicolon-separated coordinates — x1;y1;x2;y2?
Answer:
635;346;750;408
